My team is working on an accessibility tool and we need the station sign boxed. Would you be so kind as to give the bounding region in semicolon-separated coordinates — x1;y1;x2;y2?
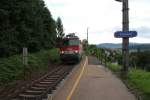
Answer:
114;31;137;38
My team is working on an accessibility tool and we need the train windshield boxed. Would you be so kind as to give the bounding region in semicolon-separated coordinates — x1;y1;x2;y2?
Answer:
63;39;79;46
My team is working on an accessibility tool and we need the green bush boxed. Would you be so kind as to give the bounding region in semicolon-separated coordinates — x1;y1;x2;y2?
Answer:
127;69;150;100
130;51;150;71
106;62;121;72
0;48;60;85
0;55;23;84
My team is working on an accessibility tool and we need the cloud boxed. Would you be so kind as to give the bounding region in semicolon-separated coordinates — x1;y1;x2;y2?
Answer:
43;0;150;44
132;27;150;39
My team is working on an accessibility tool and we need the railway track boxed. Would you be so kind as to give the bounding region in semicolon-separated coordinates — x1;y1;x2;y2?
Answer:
11;64;74;100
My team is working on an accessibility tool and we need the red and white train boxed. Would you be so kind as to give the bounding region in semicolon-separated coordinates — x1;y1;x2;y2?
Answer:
59;34;83;62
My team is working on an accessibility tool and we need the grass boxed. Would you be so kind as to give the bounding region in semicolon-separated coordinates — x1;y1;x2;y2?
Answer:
106;62;121;72
0;48;60;85
126;69;150;100
106;62;150;100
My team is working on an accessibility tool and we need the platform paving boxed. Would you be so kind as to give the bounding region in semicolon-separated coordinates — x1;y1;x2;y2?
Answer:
52;57;136;100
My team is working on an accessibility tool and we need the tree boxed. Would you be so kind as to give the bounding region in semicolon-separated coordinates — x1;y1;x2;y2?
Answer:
56;17;64;39
0;0;57;57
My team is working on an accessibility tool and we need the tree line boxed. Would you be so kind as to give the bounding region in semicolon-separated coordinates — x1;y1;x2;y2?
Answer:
0;0;64;57
129;50;150;71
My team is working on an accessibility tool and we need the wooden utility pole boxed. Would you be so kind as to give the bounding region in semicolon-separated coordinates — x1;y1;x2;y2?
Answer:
122;0;129;74
115;0;137;75
86;27;89;55
87;27;89;44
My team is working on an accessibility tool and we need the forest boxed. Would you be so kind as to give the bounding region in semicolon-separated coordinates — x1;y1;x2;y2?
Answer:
0;0;64;57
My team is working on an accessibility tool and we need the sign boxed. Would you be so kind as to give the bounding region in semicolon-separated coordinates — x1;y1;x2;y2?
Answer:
114;31;137;38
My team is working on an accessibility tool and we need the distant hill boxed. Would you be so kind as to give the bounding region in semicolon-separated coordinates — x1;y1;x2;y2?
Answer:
129;43;150;49
97;43;150;49
97;43;122;49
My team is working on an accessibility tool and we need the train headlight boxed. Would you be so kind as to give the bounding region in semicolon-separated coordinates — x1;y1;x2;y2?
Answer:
61;51;64;54
74;50;79;53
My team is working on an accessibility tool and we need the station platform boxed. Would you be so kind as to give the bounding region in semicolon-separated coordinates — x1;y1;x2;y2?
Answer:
52;57;136;100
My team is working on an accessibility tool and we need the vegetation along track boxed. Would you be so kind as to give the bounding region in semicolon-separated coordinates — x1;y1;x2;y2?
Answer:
11;64;74;100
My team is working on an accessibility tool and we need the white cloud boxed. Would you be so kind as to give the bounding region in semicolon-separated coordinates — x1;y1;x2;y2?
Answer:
44;0;150;44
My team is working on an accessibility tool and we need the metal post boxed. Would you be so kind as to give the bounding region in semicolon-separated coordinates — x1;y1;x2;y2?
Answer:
105;51;107;67
87;27;89;44
23;47;28;79
23;47;28;66
86;27;89;55
122;0;129;74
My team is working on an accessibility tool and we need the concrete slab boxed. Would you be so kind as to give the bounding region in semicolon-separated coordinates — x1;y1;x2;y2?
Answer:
52;57;136;100
71;65;136;100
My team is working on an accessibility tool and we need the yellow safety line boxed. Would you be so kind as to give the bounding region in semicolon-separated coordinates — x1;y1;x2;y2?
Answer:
66;57;87;100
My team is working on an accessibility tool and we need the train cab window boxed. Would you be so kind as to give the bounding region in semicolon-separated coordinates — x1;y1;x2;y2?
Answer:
63;39;79;46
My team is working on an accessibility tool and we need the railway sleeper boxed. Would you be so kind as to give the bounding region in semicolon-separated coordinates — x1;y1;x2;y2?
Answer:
44;78;58;81
19;94;42;100
47;75;60;78
17;89;50;100
23;91;43;95
39;81;54;84
42;79;56;81
47;75;60;77
26;90;43;94
30;86;47;90
46;76;60;79
42;79;57;82
35;83;52;87
55;71;66;75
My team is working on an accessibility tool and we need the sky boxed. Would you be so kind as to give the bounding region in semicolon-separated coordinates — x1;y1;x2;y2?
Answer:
43;0;150;44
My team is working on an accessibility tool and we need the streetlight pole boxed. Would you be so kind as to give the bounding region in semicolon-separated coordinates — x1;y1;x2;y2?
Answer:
87;27;89;44
115;0;129;74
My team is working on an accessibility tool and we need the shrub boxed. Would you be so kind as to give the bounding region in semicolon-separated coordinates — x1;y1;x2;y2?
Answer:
0;48;60;85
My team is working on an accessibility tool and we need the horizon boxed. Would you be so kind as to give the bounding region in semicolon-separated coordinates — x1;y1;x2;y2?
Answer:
92;42;150;45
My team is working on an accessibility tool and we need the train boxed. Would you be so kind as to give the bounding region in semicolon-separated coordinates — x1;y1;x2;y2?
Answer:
59;34;83;62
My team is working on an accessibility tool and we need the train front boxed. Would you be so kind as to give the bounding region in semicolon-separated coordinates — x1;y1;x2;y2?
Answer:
59;35;82;62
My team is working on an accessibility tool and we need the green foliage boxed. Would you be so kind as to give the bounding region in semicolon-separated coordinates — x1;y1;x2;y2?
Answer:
86;45;117;64
0;0;57;57
127;69;150;100
130;51;150;71
106;62;121;72
46;48;60;63
56;17;64;39
0;55;23;84
55;17;65;47
82;39;88;51
0;49;60;85
116;53;123;65
115;49;150;71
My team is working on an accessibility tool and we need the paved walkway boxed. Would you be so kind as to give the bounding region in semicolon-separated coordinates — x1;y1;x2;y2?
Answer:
53;57;136;100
